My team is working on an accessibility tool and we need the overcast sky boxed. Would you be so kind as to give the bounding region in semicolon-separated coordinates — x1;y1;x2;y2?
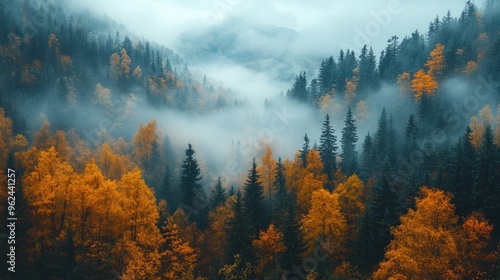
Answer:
72;0;473;57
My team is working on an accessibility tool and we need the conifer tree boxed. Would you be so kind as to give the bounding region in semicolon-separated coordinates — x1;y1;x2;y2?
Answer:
210;176;227;209
340;107;359;176
179;144;203;216
319;114;338;183
243;158;266;235
299;133;310;168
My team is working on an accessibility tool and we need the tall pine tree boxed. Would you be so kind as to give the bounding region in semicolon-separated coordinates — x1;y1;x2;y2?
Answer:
299;133;310;168
340;107;359;176
243;158;266;235
319;114;338;184
179;144;203;219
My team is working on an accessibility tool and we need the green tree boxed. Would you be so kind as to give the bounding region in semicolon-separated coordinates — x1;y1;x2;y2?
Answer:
179;144;204;221
319;114;338;184
243;159;266;235
340;107;359;176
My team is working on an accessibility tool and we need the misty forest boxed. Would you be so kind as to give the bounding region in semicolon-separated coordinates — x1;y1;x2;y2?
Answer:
1;0;500;279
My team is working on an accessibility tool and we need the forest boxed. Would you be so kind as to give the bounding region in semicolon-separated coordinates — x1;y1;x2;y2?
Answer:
0;0;500;279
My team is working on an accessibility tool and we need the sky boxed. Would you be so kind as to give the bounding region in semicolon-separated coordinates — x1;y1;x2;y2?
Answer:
71;0;471;57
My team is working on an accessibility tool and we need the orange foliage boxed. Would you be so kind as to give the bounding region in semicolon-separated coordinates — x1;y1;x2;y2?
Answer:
411;69;438;101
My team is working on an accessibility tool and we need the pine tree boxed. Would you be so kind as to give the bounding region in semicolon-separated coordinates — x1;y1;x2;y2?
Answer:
225;192;254;263
299;133;310;168
473;125;500;240
319;114;338;183
273;157;288;218
243;158;266;235
280;191;305;274
210;176;227;209
444;128;475;217
361;132;375;180
340;107;359;176
403;114;419;156
356;160;399;270
179;144;203;214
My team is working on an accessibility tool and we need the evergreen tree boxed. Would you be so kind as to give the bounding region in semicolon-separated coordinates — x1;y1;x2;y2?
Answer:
318;56;336;94
210;176;227;209
280;191;306;274
446;128;475;217
243;159;266;235
403;114;419;156
356;159;399;271
361;132;375;180
288;71;308;102
273;157;288;217
299;133;310;168
319;114;338;183
225;191;254;263
340;107;359;176
473;125;500;240
179;144;203;214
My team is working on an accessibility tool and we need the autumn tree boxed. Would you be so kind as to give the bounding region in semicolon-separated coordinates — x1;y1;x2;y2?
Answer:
252;224;285;275
257;145;276;214
296;149;328;214
411;69;438;100
301;189;346;258
425;43;445;78
119;169;162;280
161;216;197;279
334;174;365;246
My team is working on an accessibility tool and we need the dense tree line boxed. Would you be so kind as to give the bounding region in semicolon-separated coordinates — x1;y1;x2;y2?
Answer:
0;0;499;279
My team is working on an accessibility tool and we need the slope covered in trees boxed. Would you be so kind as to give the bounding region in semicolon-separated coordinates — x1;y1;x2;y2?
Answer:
0;0;500;279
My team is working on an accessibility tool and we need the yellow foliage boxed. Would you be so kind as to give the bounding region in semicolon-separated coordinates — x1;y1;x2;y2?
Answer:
162;216;197;280
93;83;113;110
355;100;368;122
425;43;445;78
132;66;142;79
252;224;285;274
334;174;365;242
411;69;438;101
397;72;411;96
132;119;159;168
469;116;484;150
109;53;121;80
463;60;478;76
301;189;346;255
60;55;72;71
257;145;276;204
373;187;460;280
120;48;131;78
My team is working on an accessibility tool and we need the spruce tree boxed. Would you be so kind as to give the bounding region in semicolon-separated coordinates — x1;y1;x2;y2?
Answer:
273;157;288;217
243;158;266;235
179;144;203;214
340;107;359;176
446;130;475;217
361;132;375;180
356;159;399;270
209;176;227;209
319;114;338;183
299;133;310;168
225;191;254;263
280;191;306;274
473;125;500;240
